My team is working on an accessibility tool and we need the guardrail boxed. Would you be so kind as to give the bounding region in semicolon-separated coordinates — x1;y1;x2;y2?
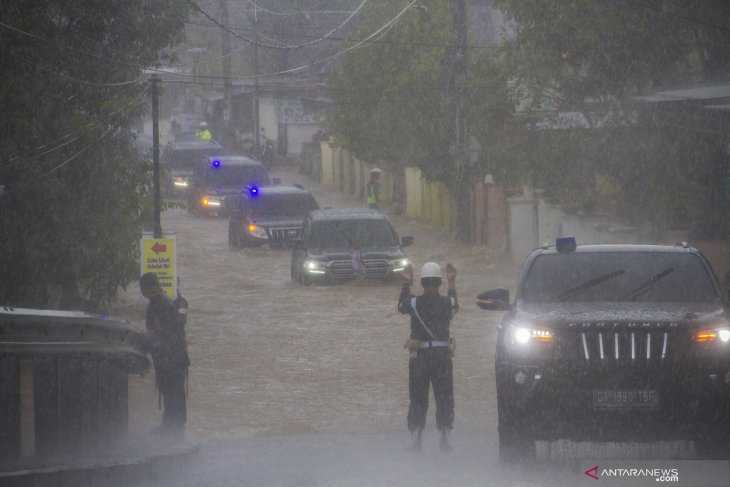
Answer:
0;307;149;469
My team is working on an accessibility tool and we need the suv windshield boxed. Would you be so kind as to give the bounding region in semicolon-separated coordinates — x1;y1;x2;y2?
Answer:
309;219;399;248
250;194;318;218
209;165;270;187
165;147;223;170
522;252;718;303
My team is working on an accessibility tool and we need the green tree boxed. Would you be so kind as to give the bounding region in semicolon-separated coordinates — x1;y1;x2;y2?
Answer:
0;1;191;309
494;0;730;233
324;2;455;215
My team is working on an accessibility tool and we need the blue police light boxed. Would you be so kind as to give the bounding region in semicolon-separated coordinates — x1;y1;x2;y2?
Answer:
556;236;576;253
248;185;259;197
211;159;221;168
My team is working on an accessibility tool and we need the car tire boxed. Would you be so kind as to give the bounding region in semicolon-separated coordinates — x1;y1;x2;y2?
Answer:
694;421;730;459
228;224;238;248
496;372;534;463
295;263;311;286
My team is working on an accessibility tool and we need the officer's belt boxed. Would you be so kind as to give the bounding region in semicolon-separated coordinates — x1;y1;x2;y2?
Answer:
420;341;449;348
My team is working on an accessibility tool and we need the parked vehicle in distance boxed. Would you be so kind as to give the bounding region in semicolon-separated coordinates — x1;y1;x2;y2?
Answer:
291;208;413;285
477;237;730;462
170;112;204;142
188;155;271;217
228;185;319;249
161;140;224;199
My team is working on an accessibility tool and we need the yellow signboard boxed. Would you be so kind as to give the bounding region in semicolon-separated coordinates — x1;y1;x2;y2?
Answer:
141;233;177;299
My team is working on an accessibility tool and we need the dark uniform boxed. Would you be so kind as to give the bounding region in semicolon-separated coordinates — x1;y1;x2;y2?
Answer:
146;292;189;436
398;285;458;433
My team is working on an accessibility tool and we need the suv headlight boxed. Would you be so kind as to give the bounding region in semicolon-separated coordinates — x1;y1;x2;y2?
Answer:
247;224;267;239
202;196;223;208
304;260;326;274
693;327;730;343
173;176;189;187
511;324;554;344
390;258;410;272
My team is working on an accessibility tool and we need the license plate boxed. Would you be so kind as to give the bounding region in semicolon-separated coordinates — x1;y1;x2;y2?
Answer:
592;389;658;410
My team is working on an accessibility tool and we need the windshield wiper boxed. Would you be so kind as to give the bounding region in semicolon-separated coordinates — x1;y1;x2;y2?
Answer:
619;267;674;301
552;270;626;302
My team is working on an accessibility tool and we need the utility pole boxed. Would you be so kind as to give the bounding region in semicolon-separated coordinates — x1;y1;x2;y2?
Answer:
149;74;162;239
220;0;232;142
253;4;260;156
451;0;469;242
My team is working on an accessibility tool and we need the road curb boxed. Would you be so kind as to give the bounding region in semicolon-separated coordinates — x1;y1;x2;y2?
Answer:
0;442;200;487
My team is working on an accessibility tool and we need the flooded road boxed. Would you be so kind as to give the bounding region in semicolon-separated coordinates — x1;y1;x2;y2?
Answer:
115;166;584;486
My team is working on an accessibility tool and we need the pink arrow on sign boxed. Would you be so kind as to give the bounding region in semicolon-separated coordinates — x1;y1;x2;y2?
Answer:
151;242;167;254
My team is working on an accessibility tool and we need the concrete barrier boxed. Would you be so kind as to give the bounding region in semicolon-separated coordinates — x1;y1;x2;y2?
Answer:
0;307;149;471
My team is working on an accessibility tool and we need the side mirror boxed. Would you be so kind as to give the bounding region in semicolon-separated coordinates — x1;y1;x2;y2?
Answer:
291;238;304;250
476;289;511;311
401;236;414;247
272;177;281;186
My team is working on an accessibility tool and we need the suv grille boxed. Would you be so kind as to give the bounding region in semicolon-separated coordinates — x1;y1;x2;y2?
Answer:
268;227;302;244
330;259;389;279
566;329;680;366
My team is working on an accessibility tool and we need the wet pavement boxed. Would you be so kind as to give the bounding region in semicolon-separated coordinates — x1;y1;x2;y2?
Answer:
115;165;586;486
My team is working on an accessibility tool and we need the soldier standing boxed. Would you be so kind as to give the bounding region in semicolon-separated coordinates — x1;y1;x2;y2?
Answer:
139;272;189;438
398;262;458;451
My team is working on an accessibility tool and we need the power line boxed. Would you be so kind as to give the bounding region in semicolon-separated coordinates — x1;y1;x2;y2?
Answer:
245;0;357;17
0;97;144;170
11;51;141;87
188;0;368;50
184;19;504;51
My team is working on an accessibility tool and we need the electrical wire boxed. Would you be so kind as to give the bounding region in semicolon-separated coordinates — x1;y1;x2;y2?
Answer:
12;51;141;87
170;0;419;81
245;0;357;17
188;0;368;50
0;96;145;170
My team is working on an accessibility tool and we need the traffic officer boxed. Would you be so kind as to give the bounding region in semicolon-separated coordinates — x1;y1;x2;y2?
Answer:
398;261;458;451
197;121;212;141
139;272;189;438
366;167;381;210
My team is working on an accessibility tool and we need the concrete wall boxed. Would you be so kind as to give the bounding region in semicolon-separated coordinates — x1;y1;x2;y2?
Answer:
320;142;335;187
259;96;278;142
508;196;642;263
405;167;422;218
287;123;319;157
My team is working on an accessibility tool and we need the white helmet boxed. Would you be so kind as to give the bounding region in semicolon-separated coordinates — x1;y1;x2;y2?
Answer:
371;167;381;174
200;121;208;128
420;262;442;280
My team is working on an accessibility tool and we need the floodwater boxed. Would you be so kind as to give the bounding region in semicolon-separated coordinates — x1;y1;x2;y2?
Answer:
115;166;583;486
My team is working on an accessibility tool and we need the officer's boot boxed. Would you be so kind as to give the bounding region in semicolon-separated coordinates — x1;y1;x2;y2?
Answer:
439;428;452;452
405;428;423;452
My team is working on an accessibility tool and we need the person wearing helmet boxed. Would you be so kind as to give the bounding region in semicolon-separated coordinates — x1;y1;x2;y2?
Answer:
398;261;458;452
197;121;212;141
366;167;382;210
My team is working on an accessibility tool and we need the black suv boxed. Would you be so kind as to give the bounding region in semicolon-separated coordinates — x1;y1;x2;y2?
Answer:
188;155;271;216
291;208;413;285
161;140;225;199
228;185;319;249
478;238;730;461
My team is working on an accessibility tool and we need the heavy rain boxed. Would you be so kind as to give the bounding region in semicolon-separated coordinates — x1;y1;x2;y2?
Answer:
2;1;730;487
